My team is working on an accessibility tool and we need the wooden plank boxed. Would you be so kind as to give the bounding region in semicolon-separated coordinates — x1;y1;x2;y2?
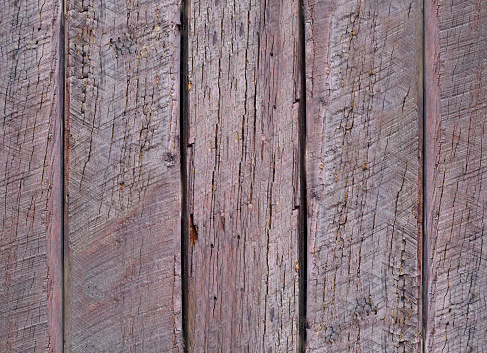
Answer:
65;0;182;351
304;0;422;351
424;1;487;351
185;0;303;350
0;0;63;352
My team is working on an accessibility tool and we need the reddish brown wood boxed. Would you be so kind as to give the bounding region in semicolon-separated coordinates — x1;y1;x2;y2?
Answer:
65;0;182;351
0;0;63;351
186;0;303;350
304;0;423;351
424;1;487;351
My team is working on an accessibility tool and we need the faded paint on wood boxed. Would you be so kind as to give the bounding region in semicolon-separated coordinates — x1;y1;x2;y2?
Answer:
65;0;182;351
304;0;422;351
186;0;303;350
424;1;487;351
0;0;64;352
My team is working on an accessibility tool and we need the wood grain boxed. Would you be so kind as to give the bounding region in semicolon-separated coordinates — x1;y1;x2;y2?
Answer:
0;0;63;351
424;1;487;351
65;0;182;351
304;0;422;351
186;0;303;350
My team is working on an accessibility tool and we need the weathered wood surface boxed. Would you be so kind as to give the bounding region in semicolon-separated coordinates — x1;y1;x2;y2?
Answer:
3;0;487;351
304;0;422;351
65;0;182;351
186;0;303;350
424;1;487;352
0;0;63;351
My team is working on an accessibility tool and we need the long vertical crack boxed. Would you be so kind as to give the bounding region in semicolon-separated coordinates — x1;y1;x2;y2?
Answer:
60;0;66;351
421;0;428;351
298;0;308;351
180;0;189;350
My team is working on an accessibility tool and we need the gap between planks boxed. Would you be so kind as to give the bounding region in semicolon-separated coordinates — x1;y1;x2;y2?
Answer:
421;0;427;351
298;0;308;351
60;0;66;351
180;0;190;350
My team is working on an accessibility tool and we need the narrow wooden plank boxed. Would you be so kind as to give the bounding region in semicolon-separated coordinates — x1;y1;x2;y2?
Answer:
424;1;487;351
304;0;422;351
65;0;182;351
0;0;63;351
186;0;302;350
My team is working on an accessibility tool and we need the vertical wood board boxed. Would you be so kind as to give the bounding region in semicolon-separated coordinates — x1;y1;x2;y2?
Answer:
304;0;423;350
0;0;63;351
65;0;182;351
425;1;487;351
186;0;303;351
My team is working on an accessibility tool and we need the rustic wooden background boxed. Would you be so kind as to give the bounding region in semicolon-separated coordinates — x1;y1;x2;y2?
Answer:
1;0;486;352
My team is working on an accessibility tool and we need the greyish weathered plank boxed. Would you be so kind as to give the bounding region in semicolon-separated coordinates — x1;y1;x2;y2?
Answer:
424;1;487;351
185;0;303;351
65;0;182;351
0;0;63;351
304;0;423;351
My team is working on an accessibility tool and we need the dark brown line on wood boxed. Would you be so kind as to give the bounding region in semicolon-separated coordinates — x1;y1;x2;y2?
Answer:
298;1;307;352
421;0;428;351
62;0;71;349
59;0;66;351
180;0;189;351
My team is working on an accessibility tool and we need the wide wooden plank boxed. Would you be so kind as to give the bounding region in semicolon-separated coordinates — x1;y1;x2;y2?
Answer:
0;0;63;352
424;1;487;351
65;0;182;351
304;0;422;351
185;0;303;350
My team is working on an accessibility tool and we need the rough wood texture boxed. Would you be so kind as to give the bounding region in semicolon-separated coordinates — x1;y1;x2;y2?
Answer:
0;0;63;351
186;0;302;350
304;0;422;351
65;0;182;351
424;1;487;351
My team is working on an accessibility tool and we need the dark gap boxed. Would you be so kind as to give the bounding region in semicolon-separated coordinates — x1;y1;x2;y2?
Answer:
421;0;428;351
298;0;307;352
60;0;66;351
179;0;189;351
